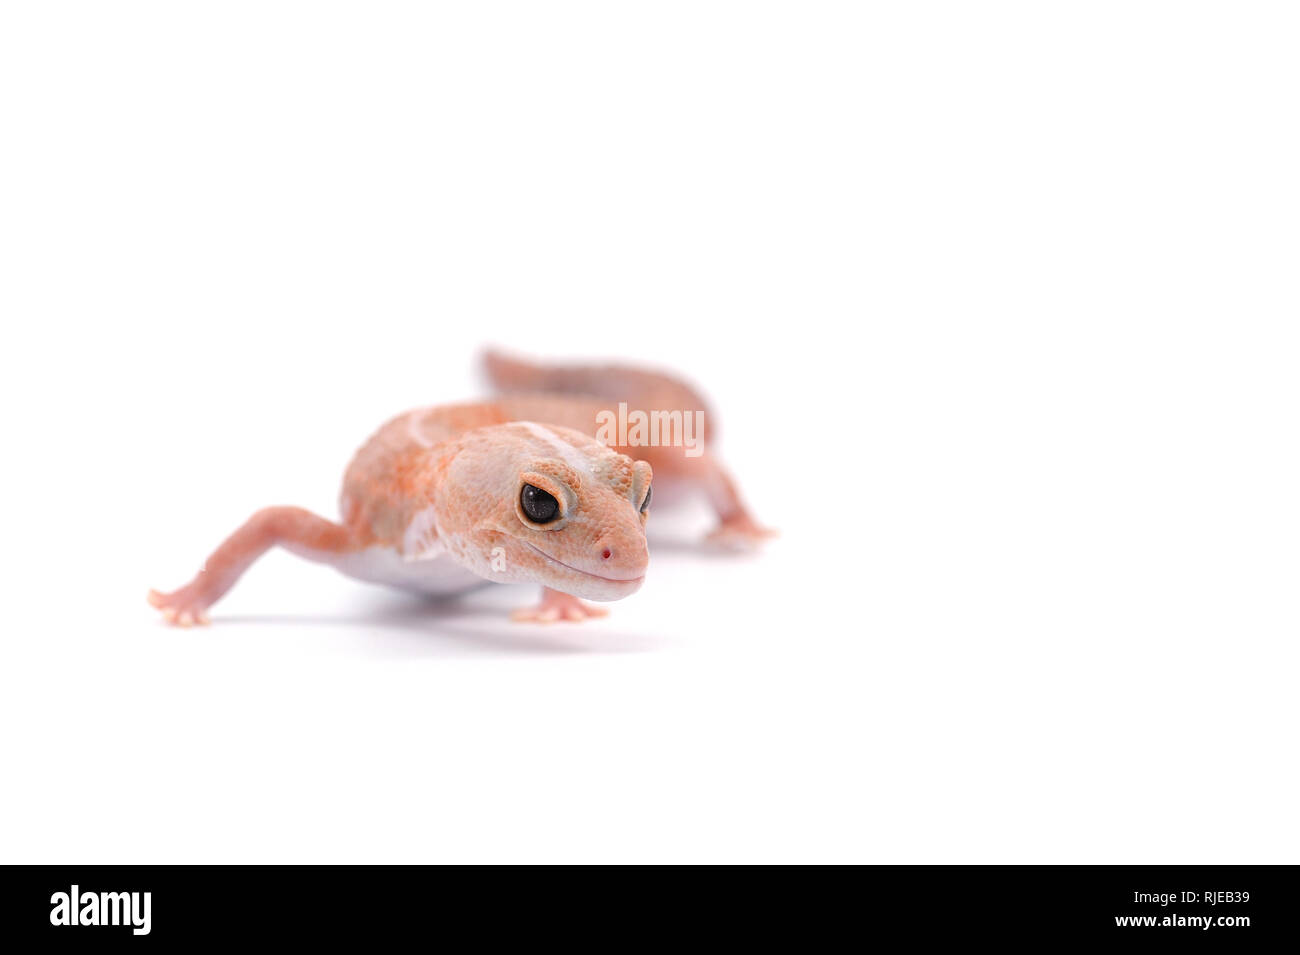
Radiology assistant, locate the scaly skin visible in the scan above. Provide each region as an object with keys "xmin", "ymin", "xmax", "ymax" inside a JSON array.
[
  {"xmin": 150, "ymin": 417, "xmax": 650, "ymax": 624},
  {"xmin": 150, "ymin": 354, "xmax": 770, "ymax": 625},
  {"xmin": 482, "ymin": 350, "xmax": 774, "ymax": 547}
]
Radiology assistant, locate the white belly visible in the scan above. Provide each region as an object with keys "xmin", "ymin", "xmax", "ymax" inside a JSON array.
[{"xmin": 328, "ymin": 546, "xmax": 490, "ymax": 597}]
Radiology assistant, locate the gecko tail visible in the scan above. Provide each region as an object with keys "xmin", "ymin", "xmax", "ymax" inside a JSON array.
[
  {"xmin": 481, "ymin": 347, "xmax": 716, "ymax": 437},
  {"xmin": 482, "ymin": 348, "xmax": 556, "ymax": 394}
]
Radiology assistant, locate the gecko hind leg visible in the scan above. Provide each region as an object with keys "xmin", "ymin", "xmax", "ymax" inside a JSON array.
[
  {"xmin": 511, "ymin": 587, "xmax": 610, "ymax": 624},
  {"xmin": 696, "ymin": 453, "xmax": 776, "ymax": 550},
  {"xmin": 148, "ymin": 506, "xmax": 360, "ymax": 626}
]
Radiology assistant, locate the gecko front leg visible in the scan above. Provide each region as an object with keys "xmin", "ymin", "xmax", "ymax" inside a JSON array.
[
  {"xmin": 148, "ymin": 506, "xmax": 361, "ymax": 625},
  {"xmin": 511, "ymin": 587, "xmax": 610, "ymax": 623}
]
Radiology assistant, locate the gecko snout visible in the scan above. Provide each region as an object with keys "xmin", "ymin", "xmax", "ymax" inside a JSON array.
[{"xmin": 591, "ymin": 533, "xmax": 648, "ymax": 579}]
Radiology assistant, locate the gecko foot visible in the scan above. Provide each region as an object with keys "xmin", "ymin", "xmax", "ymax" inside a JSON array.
[
  {"xmin": 706, "ymin": 514, "xmax": 778, "ymax": 551},
  {"xmin": 147, "ymin": 587, "xmax": 212, "ymax": 627},
  {"xmin": 511, "ymin": 588, "xmax": 610, "ymax": 624}
]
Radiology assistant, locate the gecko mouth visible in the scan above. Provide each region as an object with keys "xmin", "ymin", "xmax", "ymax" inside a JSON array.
[{"xmin": 524, "ymin": 543, "xmax": 645, "ymax": 584}]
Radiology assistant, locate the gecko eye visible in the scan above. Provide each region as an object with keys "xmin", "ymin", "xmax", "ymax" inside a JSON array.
[
  {"xmin": 520, "ymin": 483, "xmax": 560, "ymax": 523},
  {"xmin": 640, "ymin": 486, "xmax": 652, "ymax": 513}
]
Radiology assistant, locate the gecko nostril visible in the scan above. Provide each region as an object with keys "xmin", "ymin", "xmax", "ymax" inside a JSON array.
[{"xmin": 601, "ymin": 548, "xmax": 612, "ymax": 560}]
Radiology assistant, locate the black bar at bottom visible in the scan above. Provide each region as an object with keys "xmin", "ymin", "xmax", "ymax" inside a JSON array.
[{"xmin": 1, "ymin": 865, "xmax": 1294, "ymax": 944}]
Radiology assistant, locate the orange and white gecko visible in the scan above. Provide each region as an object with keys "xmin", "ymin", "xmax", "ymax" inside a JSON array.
[{"xmin": 148, "ymin": 352, "xmax": 772, "ymax": 625}]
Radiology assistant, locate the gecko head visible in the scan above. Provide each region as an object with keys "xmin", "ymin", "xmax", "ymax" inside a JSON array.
[{"xmin": 438, "ymin": 422, "xmax": 652, "ymax": 600}]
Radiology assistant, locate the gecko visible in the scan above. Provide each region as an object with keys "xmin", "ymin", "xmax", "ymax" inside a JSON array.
[{"xmin": 148, "ymin": 351, "xmax": 772, "ymax": 625}]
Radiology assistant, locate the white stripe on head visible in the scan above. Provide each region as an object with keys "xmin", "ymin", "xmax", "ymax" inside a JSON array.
[
  {"xmin": 407, "ymin": 411, "xmax": 434, "ymax": 448},
  {"xmin": 517, "ymin": 422, "xmax": 599, "ymax": 479}
]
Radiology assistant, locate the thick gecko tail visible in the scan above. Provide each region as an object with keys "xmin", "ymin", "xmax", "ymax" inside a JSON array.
[
  {"xmin": 481, "ymin": 347, "xmax": 716, "ymax": 440},
  {"xmin": 482, "ymin": 348, "xmax": 556, "ymax": 393}
]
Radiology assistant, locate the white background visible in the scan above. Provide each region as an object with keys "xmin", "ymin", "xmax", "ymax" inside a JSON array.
[{"xmin": 1, "ymin": 3, "xmax": 1296, "ymax": 863}]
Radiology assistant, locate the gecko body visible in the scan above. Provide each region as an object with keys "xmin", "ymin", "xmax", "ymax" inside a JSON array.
[{"xmin": 149, "ymin": 353, "xmax": 770, "ymax": 624}]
